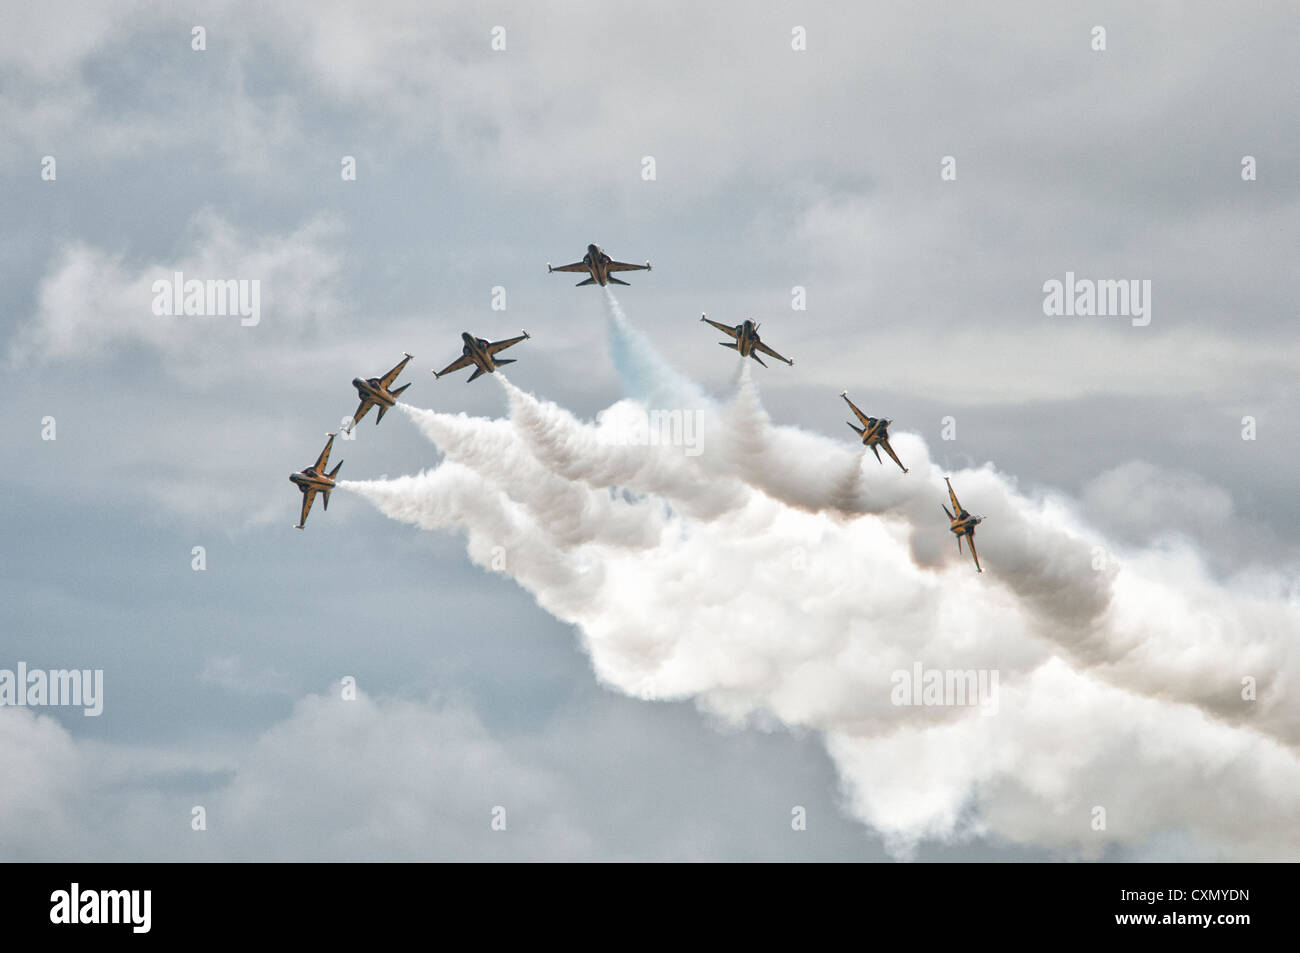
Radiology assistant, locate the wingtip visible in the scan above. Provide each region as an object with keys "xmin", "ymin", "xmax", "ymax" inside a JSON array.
[
  {"xmin": 546, "ymin": 263, "xmax": 553, "ymax": 272},
  {"xmin": 840, "ymin": 390, "xmax": 848, "ymax": 398}
]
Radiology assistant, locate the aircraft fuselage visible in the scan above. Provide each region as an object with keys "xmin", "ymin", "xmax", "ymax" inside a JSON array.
[
  {"xmin": 352, "ymin": 376, "xmax": 396, "ymax": 410},
  {"xmin": 735, "ymin": 320, "xmax": 761, "ymax": 357},
  {"xmin": 583, "ymin": 244, "xmax": 612, "ymax": 285},
  {"xmin": 461, "ymin": 332, "xmax": 498, "ymax": 373},
  {"xmin": 859, "ymin": 416, "xmax": 890, "ymax": 447},
  {"xmin": 290, "ymin": 468, "xmax": 335, "ymax": 493}
]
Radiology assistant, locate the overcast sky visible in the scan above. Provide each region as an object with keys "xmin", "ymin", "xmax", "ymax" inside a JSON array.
[{"xmin": 2, "ymin": 1, "xmax": 1297, "ymax": 861}]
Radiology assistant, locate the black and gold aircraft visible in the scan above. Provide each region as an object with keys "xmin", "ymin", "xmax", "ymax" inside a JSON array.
[
  {"xmin": 700, "ymin": 314, "xmax": 793, "ymax": 367},
  {"xmin": 290, "ymin": 433, "xmax": 342, "ymax": 530},
  {"xmin": 433, "ymin": 330, "xmax": 530, "ymax": 382},
  {"xmin": 547, "ymin": 244, "xmax": 652, "ymax": 286},
  {"xmin": 347, "ymin": 352, "xmax": 413, "ymax": 431},
  {"xmin": 840, "ymin": 391, "xmax": 908, "ymax": 473},
  {"xmin": 942, "ymin": 477, "xmax": 984, "ymax": 573}
]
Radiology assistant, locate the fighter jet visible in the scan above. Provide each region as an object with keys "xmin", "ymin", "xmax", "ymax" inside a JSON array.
[
  {"xmin": 547, "ymin": 244, "xmax": 652, "ymax": 286},
  {"xmin": 290, "ymin": 433, "xmax": 342, "ymax": 530},
  {"xmin": 701, "ymin": 314, "xmax": 793, "ymax": 367},
  {"xmin": 346, "ymin": 353, "xmax": 414, "ymax": 431},
  {"xmin": 942, "ymin": 477, "xmax": 984, "ymax": 573},
  {"xmin": 840, "ymin": 391, "xmax": 908, "ymax": 473},
  {"xmin": 433, "ymin": 330, "xmax": 530, "ymax": 382}
]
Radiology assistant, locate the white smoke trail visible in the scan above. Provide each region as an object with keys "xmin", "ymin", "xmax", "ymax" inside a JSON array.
[
  {"xmin": 390, "ymin": 400, "xmax": 667, "ymax": 549},
  {"xmin": 339, "ymin": 292, "xmax": 1300, "ymax": 859}
]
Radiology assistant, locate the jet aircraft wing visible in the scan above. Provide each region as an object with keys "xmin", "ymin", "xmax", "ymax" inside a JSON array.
[
  {"xmin": 379, "ymin": 353, "xmax": 413, "ymax": 389},
  {"xmin": 878, "ymin": 438, "xmax": 908, "ymax": 473},
  {"xmin": 549, "ymin": 261, "xmax": 589, "ymax": 273},
  {"xmin": 840, "ymin": 392, "xmax": 873, "ymax": 429},
  {"xmin": 606, "ymin": 260, "xmax": 651, "ymax": 272},
  {"xmin": 946, "ymin": 478, "xmax": 964, "ymax": 516},
  {"xmin": 313, "ymin": 434, "xmax": 336, "ymax": 471},
  {"xmin": 755, "ymin": 340, "xmax": 793, "ymax": 366},
  {"xmin": 434, "ymin": 354, "xmax": 475, "ymax": 379},
  {"xmin": 486, "ymin": 332, "xmax": 529, "ymax": 355},
  {"xmin": 701, "ymin": 315, "xmax": 739, "ymax": 338},
  {"xmin": 297, "ymin": 488, "xmax": 317, "ymax": 529},
  {"xmin": 349, "ymin": 396, "xmax": 376, "ymax": 428}
]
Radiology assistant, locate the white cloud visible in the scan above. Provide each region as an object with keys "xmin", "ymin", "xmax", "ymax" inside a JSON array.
[{"xmin": 11, "ymin": 208, "xmax": 344, "ymax": 375}]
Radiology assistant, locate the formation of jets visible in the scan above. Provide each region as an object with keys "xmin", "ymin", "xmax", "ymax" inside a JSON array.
[{"xmin": 288, "ymin": 239, "xmax": 988, "ymax": 571}]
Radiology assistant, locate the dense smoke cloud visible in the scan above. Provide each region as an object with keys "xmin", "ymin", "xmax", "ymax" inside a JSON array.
[{"xmin": 340, "ymin": 291, "xmax": 1300, "ymax": 859}]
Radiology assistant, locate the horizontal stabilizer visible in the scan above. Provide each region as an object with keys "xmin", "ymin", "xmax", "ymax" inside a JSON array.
[
  {"xmin": 494, "ymin": 358, "xmax": 516, "ymax": 366},
  {"xmin": 846, "ymin": 421, "xmax": 865, "ymax": 435},
  {"xmin": 328, "ymin": 460, "xmax": 343, "ymax": 480},
  {"xmin": 468, "ymin": 366, "xmax": 487, "ymax": 382},
  {"xmin": 576, "ymin": 277, "xmax": 597, "ymax": 286},
  {"xmin": 390, "ymin": 382, "xmax": 411, "ymax": 399},
  {"xmin": 607, "ymin": 276, "xmax": 630, "ymax": 286}
]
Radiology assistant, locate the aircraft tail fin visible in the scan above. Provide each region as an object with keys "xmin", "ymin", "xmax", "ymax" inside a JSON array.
[
  {"xmin": 607, "ymin": 276, "xmax": 630, "ymax": 286},
  {"xmin": 576, "ymin": 277, "xmax": 597, "ymax": 286},
  {"xmin": 390, "ymin": 382, "xmax": 411, "ymax": 400}
]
